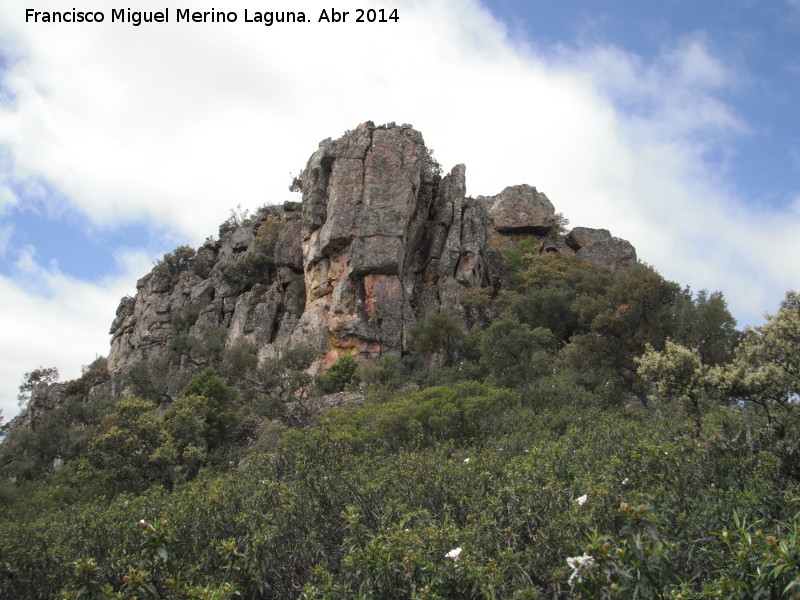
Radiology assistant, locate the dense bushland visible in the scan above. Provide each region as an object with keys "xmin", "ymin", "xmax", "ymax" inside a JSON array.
[{"xmin": 1, "ymin": 246, "xmax": 799, "ymax": 599}]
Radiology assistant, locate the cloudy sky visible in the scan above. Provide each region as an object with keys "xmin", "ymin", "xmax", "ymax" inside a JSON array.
[{"xmin": 1, "ymin": 0, "xmax": 799, "ymax": 420}]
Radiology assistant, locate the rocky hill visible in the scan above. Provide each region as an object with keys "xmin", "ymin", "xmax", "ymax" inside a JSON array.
[
  {"xmin": 108, "ymin": 121, "xmax": 635, "ymax": 377},
  {"xmin": 8, "ymin": 121, "xmax": 636, "ymax": 429},
  {"xmin": 9, "ymin": 124, "xmax": 798, "ymax": 600}
]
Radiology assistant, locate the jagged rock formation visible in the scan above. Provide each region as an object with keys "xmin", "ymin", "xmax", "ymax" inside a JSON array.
[
  {"xmin": 107, "ymin": 121, "xmax": 636, "ymax": 378},
  {"xmin": 108, "ymin": 201, "xmax": 306, "ymax": 374},
  {"xmin": 9, "ymin": 382, "xmax": 67, "ymax": 430}
]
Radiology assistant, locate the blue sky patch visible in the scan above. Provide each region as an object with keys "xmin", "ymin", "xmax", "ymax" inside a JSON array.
[
  {"xmin": 1, "ymin": 204, "xmax": 170, "ymax": 283},
  {"xmin": 484, "ymin": 0, "xmax": 800, "ymax": 207}
]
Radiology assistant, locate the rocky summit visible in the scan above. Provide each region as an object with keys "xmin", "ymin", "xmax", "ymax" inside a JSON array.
[{"xmin": 107, "ymin": 121, "xmax": 636, "ymax": 381}]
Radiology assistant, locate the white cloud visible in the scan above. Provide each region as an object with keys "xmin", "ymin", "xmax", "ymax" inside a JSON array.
[
  {"xmin": 0, "ymin": 247, "xmax": 149, "ymax": 420},
  {"xmin": 548, "ymin": 33, "xmax": 749, "ymax": 149},
  {"xmin": 534, "ymin": 34, "xmax": 798, "ymax": 323},
  {"xmin": 0, "ymin": 0, "xmax": 798, "ymax": 419}
]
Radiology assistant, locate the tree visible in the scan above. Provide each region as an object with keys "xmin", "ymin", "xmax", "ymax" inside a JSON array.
[
  {"xmin": 218, "ymin": 204, "xmax": 251, "ymax": 236},
  {"xmin": 636, "ymin": 292, "xmax": 800, "ymax": 479},
  {"xmin": 17, "ymin": 366, "xmax": 59, "ymax": 411},
  {"xmin": 222, "ymin": 337, "xmax": 259, "ymax": 382},
  {"xmin": 222, "ymin": 341, "xmax": 317, "ymax": 417},
  {"xmin": 780, "ymin": 290, "xmax": 800, "ymax": 312},
  {"xmin": 636, "ymin": 341, "xmax": 709, "ymax": 432},
  {"xmin": 316, "ymin": 355, "xmax": 360, "ymax": 394},
  {"xmin": 180, "ymin": 367, "xmax": 237, "ymax": 450},
  {"xmin": 161, "ymin": 394, "xmax": 211, "ymax": 479},
  {"xmin": 220, "ymin": 218, "xmax": 285, "ymax": 291},
  {"xmin": 188, "ymin": 323, "xmax": 228, "ymax": 366},
  {"xmin": 508, "ymin": 286, "xmax": 580, "ymax": 346},
  {"xmin": 124, "ymin": 358, "xmax": 190, "ymax": 405},
  {"xmin": 480, "ymin": 315, "xmax": 553, "ymax": 404},
  {"xmin": 359, "ymin": 354, "xmax": 407, "ymax": 395},
  {"xmin": 232, "ymin": 345, "xmax": 317, "ymax": 417},
  {"xmin": 712, "ymin": 297, "xmax": 800, "ymax": 479},
  {"xmin": 563, "ymin": 265, "xmax": 682, "ymax": 404},
  {"xmin": 263, "ymin": 346, "xmax": 316, "ymax": 403},
  {"xmin": 673, "ymin": 289, "xmax": 739, "ymax": 366},
  {"xmin": 88, "ymin": 391, "xmax": 218, "ymax": 488},
  {"xmin": 409, "ymin": 313, "xmax": 465, "ymax": 367},
  {"xmin": 161, "ymin": 245, "xmax": 196, "ymax": 274},
  {"xmin": 87, "ymin": 396, "xmax": 162, "ymax": 486},
  {"xmin": 289, "ymin": 172, "xmax": 303, "ymax": 193}
]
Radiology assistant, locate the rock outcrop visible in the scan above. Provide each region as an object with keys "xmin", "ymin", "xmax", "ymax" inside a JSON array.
[
  {"xmin": 107, "ymin": 121, "xmax": 637, "ymax": 379},
  {"xmin": 9, "ymin": 382, "xmax": 66, "ymax": 430},
  {"xmin": 565, "ymin": 227, "xmax": 637, "ymax": 272}
]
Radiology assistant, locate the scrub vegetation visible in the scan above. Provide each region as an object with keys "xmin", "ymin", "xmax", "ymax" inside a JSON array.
[{"xmin": 1, "ymin": 242, "xmax": 799, "ymax": 599}]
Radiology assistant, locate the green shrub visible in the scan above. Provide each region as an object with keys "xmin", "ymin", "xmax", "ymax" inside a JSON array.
[
  {"xmin": 409, "ymin": 313, "xmax": 465, "ymax": 367},
  {"xmin": 316, "ymin": 355, "xmax": 360, "ymax": 394},
  {"xmin": 220, "ymin": 218, "xmax": 285, "ymax": 291},
  {"xmin": 161, "ymin": 245, "xmax": 196, "ymax": 275}
]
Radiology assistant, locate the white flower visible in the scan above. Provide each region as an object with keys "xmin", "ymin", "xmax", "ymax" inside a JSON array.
[
  {"xmin": 576, "ymin": 494, "xmax": 588, "ymax": 506},
  {"xmin": 445, "ymin": 547, "xmax": 462, "ymax": 560},
  {"xmin": 566, "ymin": 553, "xmax": 594, "ymax": 584},
  {"xmin": 622, "ymin": 478, "xmax": 630, "ymax": 485},
  {"xmin": 463, "ymin": 457, "xmax": 470, "ymax": 464}
]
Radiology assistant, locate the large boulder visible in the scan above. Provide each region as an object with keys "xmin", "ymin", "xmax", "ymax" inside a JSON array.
[
  {"xmin": 479, "ymin": 184, "xmax": 555, "ymax": 234},
  {"xmin": 565, "ymin": 227, "xmax": 637, "ymax": 272}
]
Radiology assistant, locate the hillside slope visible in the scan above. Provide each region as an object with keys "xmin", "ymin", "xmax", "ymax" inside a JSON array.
[{"xmin": 2, "ymin": 123, "xmax": 799, "ymax": 600}]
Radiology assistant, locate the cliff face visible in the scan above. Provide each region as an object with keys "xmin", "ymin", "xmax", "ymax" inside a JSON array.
[{"xmin": 107, "ymin": 121, "xmax": 636, "ymax": 377}]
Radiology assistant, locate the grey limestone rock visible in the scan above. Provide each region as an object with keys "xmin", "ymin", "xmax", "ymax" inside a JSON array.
[
  {"xmin": 106, "ymin": 122, "xmax": 637, "ymax": 383},
  {"xmin": 576, "ymin": 238, "xmax": 637, "ymax": 272},
  {"xmin": 3, "ymin": 123, "xmax": 644, "ymax": 436},
  {"xmin": 479, "ymin": 184, "xmax": 555, "ymax": 234},
  {"xmin": 565, "ymin": 227, "xmax": 637, "ymax": 272}
]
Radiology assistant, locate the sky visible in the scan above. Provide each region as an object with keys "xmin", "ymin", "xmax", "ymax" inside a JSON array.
[{"xmin": 1, "ymin": 0, "xmax": 799, "ymax": 421}]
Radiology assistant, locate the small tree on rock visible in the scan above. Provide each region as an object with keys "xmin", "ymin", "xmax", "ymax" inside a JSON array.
[{"xmin": 17, "ymin": 366, "xmax": 60, "ymax": 412}]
